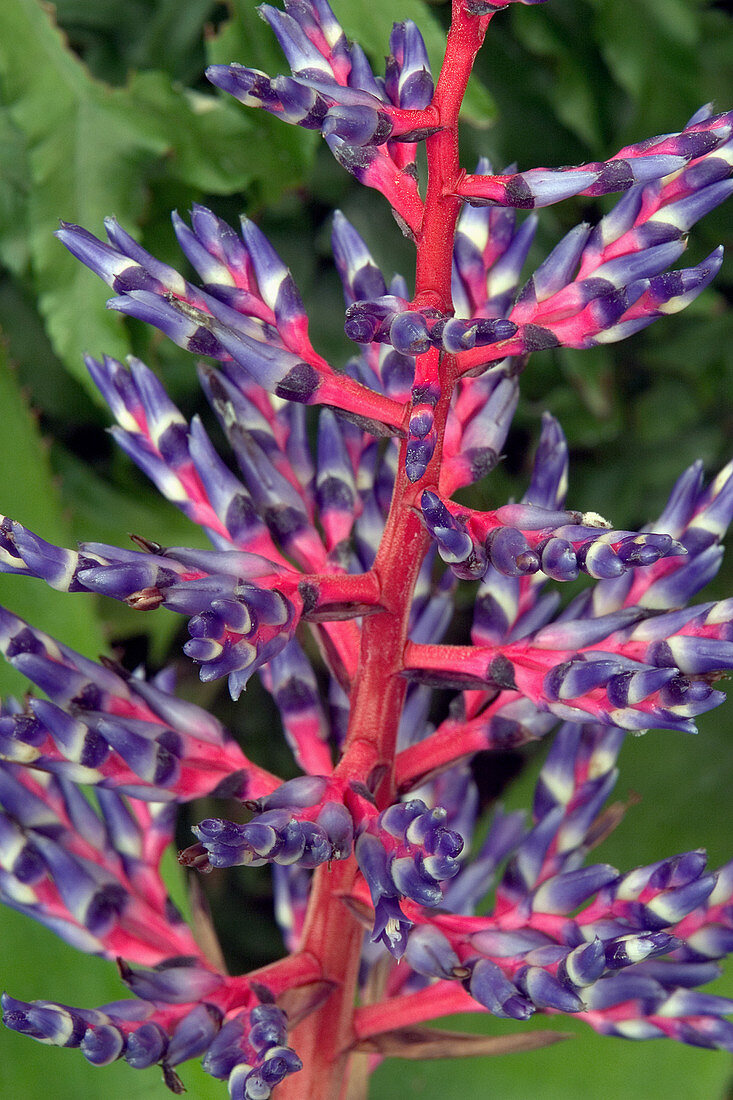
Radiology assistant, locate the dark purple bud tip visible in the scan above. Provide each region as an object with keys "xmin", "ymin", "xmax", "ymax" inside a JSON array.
[
  {"xmin": 81, "ymin": 1024, "xmax": 125, "ymax": 1066},
  {"xmin": 390, "ymin": 312, "xmax": 433, "ymax": 355},
  {"xmin": 322, "ymin": 105, "xmax": 393, "ymax": 147},
  {"xmin": 275, "ymin": 362, "xmax": 320, "ymax": 403},
  {"xmin": 405, "ymin": 438, "xmax": 435, "ymax": 482},
  {"xmin": 409, "ymin": 410, "xmax": 434, "ymax": 439},
  {"xmin": 474, "ymin": 318, "xmax": 518, "ymax": 346},
  {"xmin": 392, "ymin": 125, "xmax": 442, "ymax": 142},
  {"xmin": 487, "ymin": 654, "xmax": 517, "ymax": 691},
  {"xmin": 344, "ymin": 313, "xmax": 381, "ymax": 343}
]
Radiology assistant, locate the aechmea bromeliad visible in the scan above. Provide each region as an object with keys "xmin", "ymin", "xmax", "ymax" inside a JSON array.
[{"xmin": 2, "ymin": 1, "xmax": 733, "ymax": 1097}]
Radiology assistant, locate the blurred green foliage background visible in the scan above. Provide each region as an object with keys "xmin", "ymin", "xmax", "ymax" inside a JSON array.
[{"xmin": 0, "ymin": 0, "xmax": 731, "ymax": 1096}]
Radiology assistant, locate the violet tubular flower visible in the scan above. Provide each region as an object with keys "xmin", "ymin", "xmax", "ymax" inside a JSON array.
[
  {"xmin": 0, "ymin": 520, "xmax": 305, "ymax": 699},
  {"xmin": 2, "ymin": 972, "xmax": 303, "ymax": 1098},
  {"xmin": 380, "ymin": 724, "xmax": 733, "ymax": 1048},
  {"xmin": 2, "ymin": 0, "xmax": 733, "ymax": 1097},
  {"xmin": 354, "ymin": 798, "xmax": 465, "ymax": 958},
  {"xmin": 182, "ymin": 775, "xmax": 354, "ymax": 872}
]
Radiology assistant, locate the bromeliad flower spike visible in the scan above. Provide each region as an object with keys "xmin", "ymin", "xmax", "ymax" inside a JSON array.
[{"xmin": 2, "ymin": 1, "xmax": 733, "ymax": 1097}]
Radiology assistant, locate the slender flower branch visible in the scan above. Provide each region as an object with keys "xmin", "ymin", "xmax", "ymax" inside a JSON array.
[
  {"xmin": 2, "ymin": 1, "xmax": 732, "ymax": 1097},
  {"xmin": 353, "ymin": 982, "xmax": 481, "ymax": 1039},
  {"xmin": 414, "ymin": 2, "xmax": 492, "ymax": 308}
]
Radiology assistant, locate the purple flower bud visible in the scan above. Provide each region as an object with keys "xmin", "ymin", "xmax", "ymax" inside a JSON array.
[
  {"xmin": 2, "ymin": 994, "xmax": 90, "ymax": 1045},
  {"xmin": 532, "ymin": 864, "xmax": 619, "ymax": 914},
  {"xmin": 331, "ymin": 212, "xmax": 388, "ymax": 304},
  {"xmin": 81, "ymin": 1023, "xmax": 125, "ymax": 1066},
  {"xmin": 605, "ymin": 931, "xmax": 676, "ymax": 968},
  {"xmin": 485, "ymin": 527, "xmax": 540, "ymax": 576},
  {"xmin": 119, "ymin": 960, "xmax": 224, "ymax": 1005},
  {"xmin": 405, "ymin": 436, "xmax": 436, "ymax": 483},
  {"xmin": 387, "ymin": 21, "xmax": 434, "ymax": 109},
  {"xmin": 256, "ymin": 776, "xmax": 329, "ymax": 811},
  {"xmin": 166, "ymin": 1003, "xmax": 222, "ymax": 1066},
  {"xmin": 519, "ymin": 965, "xmax": 586, "ymax": 1012},
  {"xmin": 389, "ymin": 311, "xmax": 433, "ymax": 355},
  {"xmin": 322, "ymin": 104, "xmax": 393, "ymax": 146},
  {"xmin": 421, "ymin": 490, "xmax": 480, "ymax": 574},
  {"xmin": 405, "ymin": 925, "xmax": 466, "ymax": 979},
  {"xmin": 124, "ymin": 1021, "xmax": 168, "ymax": 1068},
  {"xmin": 469, "ymin": 958, "xmax": 535, "ymax": 1020},
  {"xmin": 559, "ymin": 938, "xmax": 606, "ymax": 987}
]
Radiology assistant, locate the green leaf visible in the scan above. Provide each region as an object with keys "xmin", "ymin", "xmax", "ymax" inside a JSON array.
[
  {"xmin": 209, "ymin": 0, "xmax": 495, "ymax": 133},
  {"xmin": 329, "ymin": 0, "xmax": 495, "ymax": 127},
  {"xmin": 127, "ymin": 70, "xmax": 313, "ymax": 198},
  {"xmin": 52, "ymin": 0, "xmax": 218, "ymax": 86},
  {"xmin": 0, "ymin": 108, "xmax": 30, "ymax": 277},
  {"xmin": 0, "ymin": 0, "xmax": 314, "ymax": 389},
  {"xmin": 592, "ymin": 0, "xmax": 700, "ymax": 110},
  {"xmin": 0, "ymin": 0, "xmax": 164, "ymax": 378},
  {"xmin": 0, "ymin": 341, "xmax": 106, "ymax": 697},
  {"xmin": 0, "ymin": 275, "xmax": 96, "ymax": 421}
]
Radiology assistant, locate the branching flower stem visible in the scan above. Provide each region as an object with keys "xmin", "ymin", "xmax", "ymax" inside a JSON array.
[
  {"xmin": 354, "ymin": 983, "xmax": 481, "ymax": 1040},
  {"xmin": 279, "ymin": 11, "xmax": 494, "ymax": 1095},
  {"xmin": 415, "ymin": 4, "xmax": 491, "ymax": 310},
  {"xmin": 5, "ymin": 1, "xmax": 733, "ymax": 1095}
]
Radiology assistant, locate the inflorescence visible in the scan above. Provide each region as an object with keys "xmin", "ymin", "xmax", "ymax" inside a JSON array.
[{"xmin": 1, "ymin": 0, "xmax": 733, "ymax": 1096}]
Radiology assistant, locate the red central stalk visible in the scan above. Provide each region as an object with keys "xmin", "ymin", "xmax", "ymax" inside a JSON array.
[
  {"xmin": 415, "ymin": 2, "xmax": 492, "ymax": 310},
  {"xmin": 278, "ymin": 8, "xmax": 492, "ymax": 1096}
]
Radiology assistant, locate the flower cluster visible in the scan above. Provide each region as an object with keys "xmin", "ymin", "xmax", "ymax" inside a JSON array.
[
  {"xmin": 394, "ymin": 721, "xmax": 733, "ymax": 1049},
  {"xmin": 181, "ymin": 776, "xmax": 353, "ymax": 872},
  {"xmin": 1, "ymin": 0, "xmax": 733, "ymax": 1097},
  {"xmin": 355, "ymin": 797, "xmax": 465, "ymax": 956},
  {"xmin": 4, "ymin": 964, "xmax": 303, "ymax": 1099},
  {"xmin": 0, "ymin": 739, "xmax": 301, "ymax": 1096}
]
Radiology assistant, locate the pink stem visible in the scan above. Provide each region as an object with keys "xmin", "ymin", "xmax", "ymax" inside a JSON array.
[
  {"xmin": 354, "ymin": 981, "xmax": 482, "ymax": 1039},
  {"xmin": 275, "ymin": 7, "xmax": 494, "ymax": 1094},
  {"xmin": 395, "ymin": 717, "xmax": 494, "ymax": 790}
]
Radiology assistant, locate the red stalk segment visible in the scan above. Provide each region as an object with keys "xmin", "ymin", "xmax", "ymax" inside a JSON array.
[
  {"xmin": 414, "ymin": 2, "xmax": 492, "ymax": 309},
  {"xmin": 297, "ymin": 569, "xmax": 383, "ymax": 619},
  {"xmin": 354, "ymin": 981, "xmax": 482, "ymax": 1039},
  {"xmin": 395, "ymin": 718, "xmax": 496, "ymax": 792},
  {"xmin": 278, "ymin": 8, "xmax": 497, "ymax": 1095}
]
